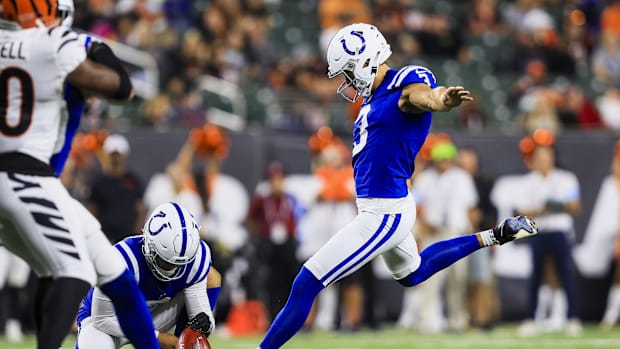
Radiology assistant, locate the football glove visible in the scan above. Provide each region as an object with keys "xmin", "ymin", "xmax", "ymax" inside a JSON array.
[{"xmin": 188, "ymin": 312, "xmax": 214, "ymax": 336}]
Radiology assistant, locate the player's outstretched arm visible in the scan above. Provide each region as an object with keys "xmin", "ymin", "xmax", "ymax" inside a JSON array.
[
  {"xmin": 66, "ymin": 42, "xmax": 134, "ymax": 101},
  {"xmin": 398, "ymin": 83, "xmax": 473, "ymax": 114}
]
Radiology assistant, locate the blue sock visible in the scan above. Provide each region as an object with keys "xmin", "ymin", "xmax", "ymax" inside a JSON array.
[
  {"xmin": 100, "ymin": 270, "xmax": 159, "ymax": 349},
  {"xmin": 398, "ymin": 234, "xmax": 481, "ymax": 287},
  {"xmin": 259, "ymin": 267, "xmax": 324, "ymax": 349},
  {"xmin": 207, "ymin": 286, "xmax": 221, "ymax": 311}
]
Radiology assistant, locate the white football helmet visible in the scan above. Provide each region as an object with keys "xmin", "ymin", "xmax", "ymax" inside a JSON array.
[
  {"xmin": 142, "ymin": 202, "xmax": 201, "ymax": 281},
  {"xmin": 326, "ymin": 23, "xmax": 392, "ymax": 102}
]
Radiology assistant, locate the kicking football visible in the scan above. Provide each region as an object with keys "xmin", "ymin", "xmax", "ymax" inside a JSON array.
[{"xmin": 176, "ymin": 327, "xmax": 212, "ymax": 349}]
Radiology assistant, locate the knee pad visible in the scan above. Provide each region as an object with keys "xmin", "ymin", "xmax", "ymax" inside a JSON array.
[{"xmin": 87, "ymin": 233, "xmax": 125, "ymax": 285}]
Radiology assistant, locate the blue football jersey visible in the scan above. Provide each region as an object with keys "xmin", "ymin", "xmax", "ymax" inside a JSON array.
[
  {"xmin": 352, "ymin": 65, "xmax": 437, "ymax": 198},
  {"xmin": 76, "ymin": 236, "xmax": 212, "ymax": 325}
]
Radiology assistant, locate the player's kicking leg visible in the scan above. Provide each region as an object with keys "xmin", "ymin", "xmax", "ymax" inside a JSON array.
[
  {"xmin": 257, "ymin": 215, "xmax": 536, "ymax": 349},
  {"xmin": 396, "ymin": 216, "xmax": 537, "ymax": 287}
]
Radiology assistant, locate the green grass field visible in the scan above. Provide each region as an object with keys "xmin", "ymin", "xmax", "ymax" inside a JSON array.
[{"xmin": 3, "ymin": 325, "xmax": 620, "ymax": 349}]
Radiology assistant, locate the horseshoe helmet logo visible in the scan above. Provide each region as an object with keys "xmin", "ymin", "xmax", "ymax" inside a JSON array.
[
  {"xmin": 147, "ymin": 211, "xmax": 169, "ymax": 235},
  {"xmin": 340, "ymin": 31, "xmax": 366, "ymax": 56}
]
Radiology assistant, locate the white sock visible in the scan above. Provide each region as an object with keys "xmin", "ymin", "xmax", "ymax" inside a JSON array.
[
  {"xmin": 397, "ymin": 288, "xmax": 420, "ymax": 328},
  {"xmin": 549, "ymin": 289, "xmax": 567, "ymax": 329},
  {"xmin": 602, "ymin": 286, "xmax": 620, "ymax": 325},
  {"xmin": 535, "ymin": 285, "xmax": 553, "ymax": 323},
  {"xmin": 315, "ymin": 285, "xmax": 338, "ymax": 331},
  {"xmin": 478, "ymin": 229, "xmax": 499, "ymax": 246}
]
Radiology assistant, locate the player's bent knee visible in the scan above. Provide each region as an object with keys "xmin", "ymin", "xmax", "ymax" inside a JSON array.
[{"xmin": 206, "ymin": 267, "xmax": 221, "ymax": 288}]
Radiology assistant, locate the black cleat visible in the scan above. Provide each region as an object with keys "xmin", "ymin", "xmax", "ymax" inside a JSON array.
[{"xmin": 493, "ymin": 216, "xmax": 538, "ymax": 245}]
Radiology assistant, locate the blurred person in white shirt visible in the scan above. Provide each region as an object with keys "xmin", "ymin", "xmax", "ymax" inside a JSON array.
[
  {"xmin": 514, "ymin": 130, "xmax": 582, "ymax": 337},
  {"xmin": 457, "ymin": 148, "xmax": 499, "ymax": 330},
  {"xmin": 414, "ymin": 141, "xmax": 478, "ymax": 332},
  {"xmin": 575, "ymin": 140, "xmax": 620, "ymax": 329}
]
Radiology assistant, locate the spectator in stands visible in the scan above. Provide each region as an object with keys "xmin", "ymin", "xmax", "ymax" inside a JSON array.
[
  {"xmin": 563, "ymin": 7, "xmax": 595, "ymax": 74},
  {"xmin": 514, "ymin": 130, "xmax": 582, "ymax": 337},
  {"xmin": 556, "ymin": 84, "xmax": 603, "ymax": 129},
  {"xmin": 468, "ymin": 0, "xmax": 506, "ymax": 36},
  {"xmin": 601, "ymin": 0, "xmax": 620, "ymax": 39},
  {"xmin": 88, "ymin": 134, "xmax": 146, "ymax": 243},
  {"xmin": 457, "ymin": 94, "xmax": 487, "ymax": 131},
  {"xmin": 406, "ymin": 10, "xmax": 464, "ymax": 58},
  {"xmin": 597, "ymin": 87, "xmax": 620, "ymax": 130},
  {"xmin": 247, "ymin": 162, "xmax": 299, "ymax": 320},
  {"xmin": 318, "ymin": 0, "xmax": 371, "ymax": 54},
  {"xmin": 509, "ymin": 0, "xmax": 575, "ymax": 75},
  {"xmin": 519, "ymin": 91, "xmax": 562, "ymax": 132},
  {"xmin": 509, "ymin": 59, "xmax": 550, "ymax": 107},
  {"xmin": 592, "ymin": 30, "xmax": 620, "ymax": 86}
]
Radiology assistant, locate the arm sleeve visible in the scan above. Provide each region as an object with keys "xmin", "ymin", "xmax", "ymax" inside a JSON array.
[
  {"xmin": 183, "ymin": 281, "xmax": 215, "ymax": 329},
  {"xmin": 90, "ymin": 288, "xmax": 125, "ymax": 338}
]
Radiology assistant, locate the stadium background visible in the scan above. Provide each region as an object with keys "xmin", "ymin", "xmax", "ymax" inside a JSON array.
[{"xmin": 5, "ymin": 0, "xmax": 620, "ymax": 346}]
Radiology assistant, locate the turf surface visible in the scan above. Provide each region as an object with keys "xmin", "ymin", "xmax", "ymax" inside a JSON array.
[{"xmin": 2, "ymin": 325, "xmax": 620, "ymax": 349}]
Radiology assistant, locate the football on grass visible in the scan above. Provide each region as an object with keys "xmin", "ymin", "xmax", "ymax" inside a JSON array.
[{"xmin": 176, "ymin": 327, "xmax": 211, "ymax": 349}]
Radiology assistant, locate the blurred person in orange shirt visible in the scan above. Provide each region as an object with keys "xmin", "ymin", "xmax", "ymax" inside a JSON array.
[{"xmin": 602, "ymin": 0, "xmax": 620, "ymax": 39}]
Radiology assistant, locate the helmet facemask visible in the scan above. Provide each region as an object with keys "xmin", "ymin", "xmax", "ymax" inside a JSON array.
[
  {"xmin": 142, "ymin": 238, "xmax": 193, "ymax": 282},
  {"xmin": 329, "ymin": 60, "xmax": 376, "ymax": 103}
]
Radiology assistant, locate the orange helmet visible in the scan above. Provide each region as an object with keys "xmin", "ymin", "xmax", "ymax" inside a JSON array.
[{"xmin": 1, "ymin": 0, "xmax": 58, "ymax": 29}]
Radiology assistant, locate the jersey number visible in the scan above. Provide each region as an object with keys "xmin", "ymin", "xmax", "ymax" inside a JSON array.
[
  {"xmin": 415, "ymin": 68, "xmax": 433, "ymax": 86},
  {"xmin": 352, "ymin": 104, "xmax": 370, "ymax": 156},
  {"xmin": 0, "ymin": 67, "xmax": 34, "ymax": 137}
]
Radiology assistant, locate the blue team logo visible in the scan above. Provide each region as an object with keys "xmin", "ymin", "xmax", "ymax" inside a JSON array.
[
  {"xmin": 341, "ymin": 31, "xmax": 366, "ymax": 56},
  {"xmin": 147, "ymin": 211, "xmax": 169, "ymax": 235}
]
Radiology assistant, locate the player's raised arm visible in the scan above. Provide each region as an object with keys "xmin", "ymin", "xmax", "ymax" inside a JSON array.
[
  {"xmin": 66, "ymin": 41, "xmax": 134, "ymax": 101},
  {"xmin": 398, "ymin": 83, "xmax": 474, "ymax": 114}
]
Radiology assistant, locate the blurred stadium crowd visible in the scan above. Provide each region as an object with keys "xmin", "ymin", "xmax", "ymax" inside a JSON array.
[
  {"xmin": 69, "ymin": 0, "xmax": 620, "ymax": 132},
  {"xmin": 5, "ymin": 0, "xmax": 620, "ymax": 344}
]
